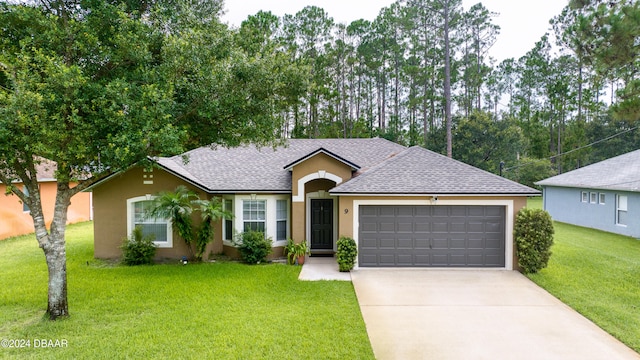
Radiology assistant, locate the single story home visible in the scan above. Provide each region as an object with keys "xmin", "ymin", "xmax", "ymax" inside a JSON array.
[
  {"xmin": 537, "ymin": 149, "xmax": 640, "ymax": 238},
  {"xmin": 92, "ymin": 138, "xmax": 539, "ymax": 269},
  {"xmin": 0, "ymin": 160, "xmax": 93, "ymax": 240}
]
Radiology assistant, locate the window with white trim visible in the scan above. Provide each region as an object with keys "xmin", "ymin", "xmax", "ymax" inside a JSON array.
[
  {"xmin": 581, "ymin": 191, "xmax": 588, "ymax": 203},
  {"xmin": 599, "ymin": 193, "xmax": 605, "ymax": 205},
  {"xmin": 223, "ymin": 198, "xmax": 233, "ymax": 241},
  {"xmin": 590, "ymin": 192, "xmax": 597, "ymax": 204},
  {"xmin": 243, "ymin": 200, "xmax": 266, "ymax": 232},
  {"xmin": 276, "ymin": 199, "xmax": 288, "ymax": 241},
  {"xmin": 127, "ymin": 196, "xmax": 173, "ymax": 248},
  {"xmin": 616, "ymin": 195, "xmax": 627, "ymax": 226}
]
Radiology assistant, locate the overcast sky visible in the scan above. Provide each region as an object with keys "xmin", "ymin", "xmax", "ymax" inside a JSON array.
[{"xmin": 220, "ymin": 0, "xmax": 569, "ymax": 63}]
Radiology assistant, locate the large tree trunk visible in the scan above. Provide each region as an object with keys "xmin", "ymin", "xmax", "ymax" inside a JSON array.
[
  {"xmin": 33, "ymin": 182, "xmax": 72, "ymax": 320},
  {"xmin": 44, "ymin": 237, "xmax": 69, "ymax": 319}
]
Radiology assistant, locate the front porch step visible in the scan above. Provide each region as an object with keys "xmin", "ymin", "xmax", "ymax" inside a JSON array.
[{"xmin": 310, "ymin": 251, "xmax": 334, "ymax": 257}]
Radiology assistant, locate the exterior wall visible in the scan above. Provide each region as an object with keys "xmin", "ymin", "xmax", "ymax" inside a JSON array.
[
  {"xmin": 290, "ymin": 153, "xmax": 353, "ymax": 245},
  {"xmin": 93, "ymin": 167, "xmax": 223, "ymax": 260},
  {"xmin": 0, "ymin": 182, "xmax": 92, "ymax": 240},
  {"xmin": 337, "ymin": 195, "xmax": 530, "ymax": 270},
  {"xmin": 542, "ymin": 186, "xmax": 639, "ymax": 238}
]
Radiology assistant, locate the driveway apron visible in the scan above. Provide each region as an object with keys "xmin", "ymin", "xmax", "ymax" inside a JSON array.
[{"xmin": 351, "ymin": 270, "xmax": 639, "ymax": 360}]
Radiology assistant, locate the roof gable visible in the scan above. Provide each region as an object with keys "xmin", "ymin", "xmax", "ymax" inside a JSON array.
[
  {"xmin": 536, "ymin": 149, "xmax": 640, "ymax": 192},
  {"xmin": 283, "ymin": 147, "xmax": 361, "ymax": 171},
  {"xmin": 331, "ymin": 146, "xmax": 539, "ymax": 195}
]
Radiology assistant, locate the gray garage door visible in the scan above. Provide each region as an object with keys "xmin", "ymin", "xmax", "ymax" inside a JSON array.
[{"xmin": 359, "ymin": 205, "xmax": 505, "ymax": 267}]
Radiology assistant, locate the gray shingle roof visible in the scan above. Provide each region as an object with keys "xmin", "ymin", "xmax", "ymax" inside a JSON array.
[
  {"xmin": 155, "ymin": 138, "xmax": 405, "ymax": 192},
  {"xmin": 536, "ymin": 149, "xmax": 640, "ymax": 192},
  {"xmin": 330, "ymin": 146, "xmax": 539, "ymax": 195}
]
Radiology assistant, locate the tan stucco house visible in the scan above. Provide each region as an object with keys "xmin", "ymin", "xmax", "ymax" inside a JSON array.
[{"xmin": 92, "ymin": 138, "xmax": 539, "ymax": 269}]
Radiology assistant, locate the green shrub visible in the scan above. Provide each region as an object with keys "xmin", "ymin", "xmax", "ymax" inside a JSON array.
[
  {"xmin": 121, "ymin": 226, "xmax": 157, "ymax": 265},
  {"xmin": 336, "ymin": 236, "xmax": 357, "ymax": 272},
  {"xmin": 514, "ymin": 208, "xmax": 555, "ymax": 273},
  {"xmin": 234, "ymin": 231, "xmax": 273, "ymax": 264}
]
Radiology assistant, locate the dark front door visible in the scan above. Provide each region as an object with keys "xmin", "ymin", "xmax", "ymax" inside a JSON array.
[{"xmin": 311, "ymin": 199, "xmax": 334, "ymax": 250}]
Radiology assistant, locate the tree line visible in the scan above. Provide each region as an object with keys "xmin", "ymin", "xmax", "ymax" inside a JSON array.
[{"xmin": 235, "ymin": 0, "xmax": 639, "ymax": 183}]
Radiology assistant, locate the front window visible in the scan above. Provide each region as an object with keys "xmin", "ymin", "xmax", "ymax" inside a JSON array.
[
  {"xmin": 276, "ymin": 200, "xmax": 288, "ymax": 241},
  {"xmin": 581, "ymin": 191, "xmax": 588, "ymax": 203},
  {"xmin": 127, "ymin": 197, "xmax": 173, "ymax": 248},
  {"xmin": 243, "ymin": 200, "xmax": 266, "ymax": 232},
  {"xmin": 599, "ymin": 193, "xmax": 605, "ymax": 205},
  {"xmin": 224, "ymin": 199, "xmax": 233, "ymax": 241},
  {"xmin": 590, "ymin": 192, "xmax": 597, "ymax": 204},
  {"xmin": 616, "ymin": 195, "xmax": 627, "ymax": 226}
]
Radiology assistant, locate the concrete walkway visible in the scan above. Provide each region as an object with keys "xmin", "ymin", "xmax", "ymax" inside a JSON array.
[
  {"xmin": 298, "ymin": 256, "xmax": 351, "ymax": 281},
  {"xmin": 351, "ymin": 269, "xmax": 640, "ymax": 360}
]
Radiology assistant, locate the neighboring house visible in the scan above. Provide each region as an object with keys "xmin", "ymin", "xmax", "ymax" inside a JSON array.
[
  {"xmin": 537, "ymin": 149, "xmax": 640, "ymax": 238},
  {"xmin": 92, "ymin": 138, "xmax": 539, "ymax": 269},
  {"xmin": 0, "ymin": 160, "xmax": 93, "ymax": 240}
]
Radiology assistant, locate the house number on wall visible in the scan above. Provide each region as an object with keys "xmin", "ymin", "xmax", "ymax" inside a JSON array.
[{"xmin": 344, "ymin": 209, "xmax": 349, "ymax": 214}]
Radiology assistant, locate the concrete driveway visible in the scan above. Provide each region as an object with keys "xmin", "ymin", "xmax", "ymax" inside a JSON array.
[{"xmin": 351, "ymin": 269, "xmax": 640, "ymax": 360}]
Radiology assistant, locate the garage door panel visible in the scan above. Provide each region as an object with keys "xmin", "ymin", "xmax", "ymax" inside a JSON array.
[
  {"xmin": 379, "ymin": 254, "xmax": 395, "ymax": 266},
  {"xmin": 450, "ymin": 238, "xmax": 466, "ymax": 249},
  {"xmin": 484, "ymin": 206, "xmax": 503, "ymax": 216},
  {"xmin": 485, "ymin": 239, "xmax": 502, "ymax": 249},
  {"xmin": 485, "ymin": 222, "xmax": 503, "ymax": 233},
  {"xmin": 361, "ymin": 222, "xmax": 377, "ymax": 232},
  {"xmin": 397, "ymin": 254, "xmax": 413, "ymax": 265},
  {"xmin": 468, "ymin": 238, "xmax": 484, "ymax": 248},
  {"xmin": 450, "ymin": 206, "xmax": 468, "ymax": 216},
  {"xmin": 431, "ymin": 254, "xmax": 449, "ymax": 266},
  {"xmin": 468, "ymin": 222, "xmax": 485, "ymax": 232},
  {"xmin": 360, "ymin": 206, "xmax": 378, "ymax": 216},
  {"xmin": 359, "ymin": 205, "xmax": 505, "ymax": 267},
  {"xmin": 397, "ymin": 238, "xmax": 413, "ymax": 249},
  {"xmin": 449, "ymin": 222, "xmax": 466, "ymax": 232},
  {"xmin": 360, "ymin": 237, "xmax": 378, "ymax": 249},
  {"xmin": 414, "ymin": 254, "xmax": 430, "ymax": 264},
  {"xmin": 415, "ymin": 223, "xmax": 431, "ymax": 232},
  {"xmin": 432, "ymin": 238, "xmax": 449, "ymax": 249},
  {"xmin": 379, "ymin": 238, "xmax": 396, "ymax": 249},
  {"xmin": 467, "ymin": 255, "xmax": 485, "ymax": 266},
  {"xmin": 378, "ymin": 207, "xmax": 396, "ymax": 216},
  {"xmin": 397, "ymin": 222, "xmax": 413, "ymax": 232},
  {"xmin": 449, "ymin": 255, "xmax": 467, "ymax": 266},
  {"xmin": 432, "ymin": 222, "xmax": 448, "ymax": 232},
  {"xmin": 432, "ymin": 207, "xmax": 449, "ymax": 217},
  {"xmin": 414, "ymin": 238, "xmax": 430, "ymax": 249}
]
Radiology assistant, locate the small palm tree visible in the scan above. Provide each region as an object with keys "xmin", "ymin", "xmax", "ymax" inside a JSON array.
[
  {"xmin": 149, "ymin": 185, "xmax": 198, "ymax": 257},
  {"xmin": 192, "ymin": 197, "xmax": 232, "ymax": 261}
]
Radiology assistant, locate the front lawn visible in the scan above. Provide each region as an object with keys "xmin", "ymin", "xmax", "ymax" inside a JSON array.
[
  {"xmin": 526, "ymin": 198, "xmax": 640, "ymax": 353},
  {"xmin": 0, "ymin": 222, "xmax": 374, "ymax": 359}
]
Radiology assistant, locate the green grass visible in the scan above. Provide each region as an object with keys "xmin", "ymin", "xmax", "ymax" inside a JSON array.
[
  {"xmin": 0, "ymin": 222, "xmax": 374, "ymax": 359},
  {"xmin": 525, "ymin": 197, "xmax": 640, "ymax": 353}
]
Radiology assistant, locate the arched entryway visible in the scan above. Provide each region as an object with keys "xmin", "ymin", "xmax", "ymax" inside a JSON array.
[{"xmin": 305, "ymin": 179, "xmax": 338, "ymax": 254}]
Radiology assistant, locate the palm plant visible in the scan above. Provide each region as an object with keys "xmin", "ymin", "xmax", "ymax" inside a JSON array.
[
  {"xmin": 193, "ymin": 197, "xmax": 232, "ymax": 261},
  {"xmin": 149, "ymin": 185, "xmax": 198, "ymax": 257}
]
